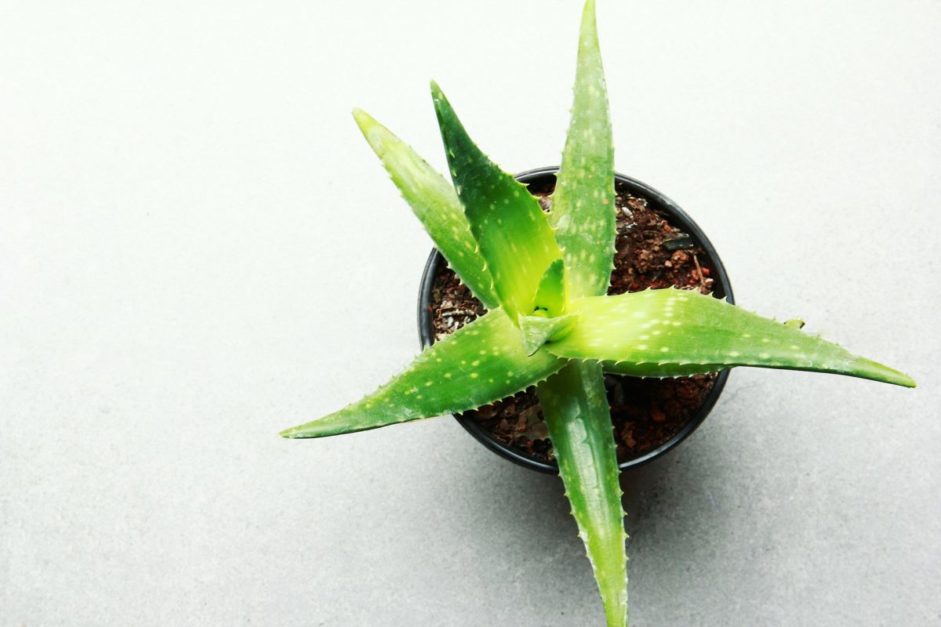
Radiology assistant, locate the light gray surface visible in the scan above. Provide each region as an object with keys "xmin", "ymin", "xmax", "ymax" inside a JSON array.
[{"xmin": 1, "ymin": 1, "xmax": 939, "ymax": 625}]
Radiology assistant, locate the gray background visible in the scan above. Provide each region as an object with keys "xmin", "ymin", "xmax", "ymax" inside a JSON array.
[{"xmin": 1, "ymin": 0, "xmax": 938, "ymax": 625}]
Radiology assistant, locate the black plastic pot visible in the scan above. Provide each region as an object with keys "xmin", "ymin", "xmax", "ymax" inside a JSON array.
[{"xmin": 418, "ymin": 166, "xmax": 734, "ymax": 473}]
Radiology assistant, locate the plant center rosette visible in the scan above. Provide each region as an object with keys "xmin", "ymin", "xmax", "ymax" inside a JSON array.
[{"xmin": 420, "ymin": 169, "xmax": 734, "ymax": 471}]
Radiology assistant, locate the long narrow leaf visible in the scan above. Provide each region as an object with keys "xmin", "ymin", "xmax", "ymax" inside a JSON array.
[
  {"xmin": 353, "ymin": 109, "xmax": 499, "ymax": 309},
  {"xmin": 537, "ymin": 6, "xmax": 626, "ymax": 625},
  {"xmin": 546, "ymin": 289, "xmax": 916, "ymax": 387},
  {"xmin": 538, "ymin": 361, "xmax": 627, "ymax": 627},
  {"xmin": 280, "ymin": 309, "xmax": 566, "ymax": 439},
  {"xmin": 550, "ymin": 0, "xmax": 616, "ymax": 300},
  {"xmin": 431, "ymin": 82, "xmax": 563, "ymax": 323}
]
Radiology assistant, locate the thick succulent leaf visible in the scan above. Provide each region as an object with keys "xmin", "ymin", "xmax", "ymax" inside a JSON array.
[
  {"xmin": 280, "ymin": 309, "xmax": 566, "ymax": 438},
  {"xmin": 352, "ymin": 109, "xmax": 499, "ymax": 310},
  {"xmin": 519, "ymin": 314, "xmax": 576, "ymax": 356},
  {"xmin": 539, "ymin": 7, "xmax": 625, "ymax": 625},
  {"xmin": 538, "ymin": 0, "xmax": 627, "ymax": 627},
  {"xmin": 534, "ymin": 258, "xmax": 567, "ymax": 316},
  {"xmin": 431, "ymin": 82, "xmax": 563, "ymax": 322},
  {"xmin": 538, "ymin": 361, "xmax": 627, "ymax": 627},
  {"xmin": 550, "ymin": 0, "xmax": 616, "ymax": 300},
  {"xmin": 547, "ymin": 288, "xmax": 916, "ymax": 387}
]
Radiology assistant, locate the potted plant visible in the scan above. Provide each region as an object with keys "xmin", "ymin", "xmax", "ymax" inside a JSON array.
[
  {"xmin": 281, "ymin": 2, "xmax": 914, "ymax": 624},
  {"xmin": 418, "ymin": 166, "xmax": 736, "ymax": 472}
]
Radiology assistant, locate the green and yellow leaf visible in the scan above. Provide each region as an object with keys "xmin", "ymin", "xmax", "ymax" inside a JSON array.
[
  {"xmin": 535, "ymin": 5, "xmax": 627, "ymax": 625},
  {"xmin": 353, "ymin": 108, "xmax": 499, "ymax": 310},
  {"xmin": 431, "ymin": 82, "xmax": 563, "ymax": 323},
  {"xmin": 546, "ymin": 288, "xmax": 916, "ymax": 387},
  {"xmin": 550, "ymin": 0, "xmax": 616, "ymax": 300},
  {"xmin": 538, "ymin": 361, "xmax": 627, "ymax": 627},
  {"xmin": 280, "ymin": 309, "xmax": 566, "ymax": 439}
]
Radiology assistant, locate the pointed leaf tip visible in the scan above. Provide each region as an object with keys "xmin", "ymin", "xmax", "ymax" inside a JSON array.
[
  {"xmin": 352, "ymin": 107, "xmax": 373, "ymax": 130},
  {"xmin": 429, "ymin": 80, "xmax": 444, "ymax": 102},
  {"xmin": 351, "ymin": 107, "xmax": 500, "ymax": 309},
  {"xmin": 852, "ymin": 358, "xmax": 916, "ymax": 388},
  {"xmin": 279, "ymin": 425, "xmax": 304, "ymax": 439},
  {"xmin": 279, "ymin": 309, "xmax": 565, "ymax": 439},
  {"xmin": 583, "ymin": 0, "xmax": 597, "ymax": 19},
  {"xmin": 352, "ymin": 108, "xmax": 384, "ymax": 148}
]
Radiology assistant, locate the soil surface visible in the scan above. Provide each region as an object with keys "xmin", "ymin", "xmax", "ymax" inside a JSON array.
[{"xmin": 427, "ymin": 180, "xmax": 720, "ymax": 464}]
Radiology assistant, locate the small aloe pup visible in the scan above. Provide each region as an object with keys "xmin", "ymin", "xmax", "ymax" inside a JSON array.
[{"xmin": 282, "ymin": 1, "xmax": 914, "ymax": 625}]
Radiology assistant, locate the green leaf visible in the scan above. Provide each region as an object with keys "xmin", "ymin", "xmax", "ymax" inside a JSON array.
[
  {"xmin": 538, "ymin": 361, "xmax": 627, "ymax": 627},
  {"xmin": 546, "ymin": 288, "xmax": 916, "ymax": 387},
  {"xmin": 537, "ymin": 6, "xmax": 625, "ymax": 625},
  {"xmin": 550, "ymin": 0, "xmax": 616, "ymax": 300},
  {"xmin": 280, "ymin": 309, "xmax": 566, "ymax": 439},
  {"xmin": 519, "ymin": 313, "xmax": 576, "ymax": 356},
  {"xmin": 431, "ymin": 82, "xmax": 563, "ymax": 323},
  {"xmin": 534, "ymin": 258, "xmax": 568, "ymax": 316},
  {"xmin": 531, "ymin": 0, "xmax": 624, "ymax": 560},
  {"xmin": 353, "ymin": 108, "xmax": 499, "ymax": 310}
]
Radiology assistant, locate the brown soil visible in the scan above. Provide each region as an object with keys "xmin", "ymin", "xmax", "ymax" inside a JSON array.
[{"xmin": 428, "ymin": 179, "xmax": 719, "ymax": 465}]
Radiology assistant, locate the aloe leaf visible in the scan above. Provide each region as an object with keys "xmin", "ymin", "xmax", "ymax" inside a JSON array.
[
  {"xmin": 431, "ymin": 82, "xmax": 563, "ymax": 323},
  {"xmin": 546, "ymin": 288, "xmax": 916, "ymax": 387},
  {"xmin": 280, "ymin": 309, "xmax": 566, "ymax": 439},
  {"xmin": 534, "ymin": 258, "xmax": 568, "ymax": 316},
  {"xmin": 538, "ymin": 361, "xmax": 627, "ymax": 627},
  {"xmin": 519, "ymin": 314, "xmax": 576, "ymax": 356},
  {"xmin": 550, "ymin": 0, "xmax": 616, "ymax": 300},
  {"xmin": 536, "ymin": 6, "xmax": 626, "ymax": 625},
  {"xmin": 352, "ymin": 109, "xmax": 499, "ymax": 310}
]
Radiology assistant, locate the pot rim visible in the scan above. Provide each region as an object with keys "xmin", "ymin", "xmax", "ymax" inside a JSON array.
[{"xmin": 418, "ymin": 166, "xmax": 734, "ymax": 473}]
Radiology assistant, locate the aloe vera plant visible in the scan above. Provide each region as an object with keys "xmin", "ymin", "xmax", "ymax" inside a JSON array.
[{"xmin": 282, "ymin": 1, "xmax": 914, "ymax": 624}]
